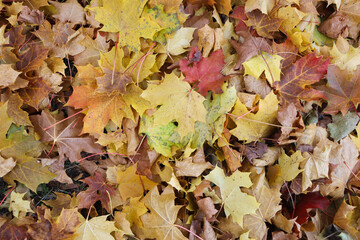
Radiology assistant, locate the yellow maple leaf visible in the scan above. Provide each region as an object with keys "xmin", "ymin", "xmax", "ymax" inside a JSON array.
[
  {"xmin": 277, "ymin": 5, "xmax": 307, "ymax": 34},
  {"xmin": 90, "ymin": 0, "xmax": 161, "ymax": 52},
  {"xmin": 278, "ymin": 150, "xmax": 305, "ymax": 182},
  {"xmin": 9, "ymin": 192, "xmax": 33, "ymax": 218},
  {"xmin": 329, "ymin": 36, "xmax": 360, "ymax": 72},
  {"xmin": 75, "ymin": 215, "xmax": 118, "ymax": 240},
  {"xmin": 243, "ymin": 51, "xmax": 283, "ymax": 85},
  {"xmin": 205, "ymin": 166, "xmax": 260, "ymax": 227},
  {"xmin": 230, "ymin": 92, "xmax": 279, "ymax": 143},
  {"xmin": 141, "ymin": 73, "xmax": 207, "ymax": 138},
  {"xmin": 140, "ymin": 186, "xmax": 187, "ymax": 240},
  {"xmin": 122, "ymin": 197, "xmax": 148, "ymax": 228},
  {"xmin": 116, "ymin": 165, "xmax": 157, "ymax": 201}
]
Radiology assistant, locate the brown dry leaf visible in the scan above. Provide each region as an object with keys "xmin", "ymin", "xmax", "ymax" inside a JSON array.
[
  {"xmin": 197, "ymin": 197, "xmax": 218, "ymax": 220},
  {"xmin": 272, "ymin": 39, "xmax": 298, "ymax": 71},
  {"xmin": 50, "ymin": 0, "xmax": 85, "ymax": 25},
  {"xmin": 243, "ymin": 75, "xmax": 271, "ymax": 99},
  {"xmin": 77, "ymin": 172, "xmax": 116, "ymax": 212},
  {"xmin": 44, "ymin": 192, "xmax": 72, "ymax": 217},
  {"xmin": 73, "ymin": 34, "xmax": 109, "ymax": 67},
  {"xmin": 272, "ymin": 211, "xmax": 296, "ymax": 233},
  {"xmin": 243, "ymin": 213, "xmax": 267, "ymax": 240},
  {"xmin": 16, "ymin": 45, "xmax": 48, "ymax": 73},
  {"xmin": 244, "ymin": 10, "xmax": 282, "ymax": 39},
  {"xmin": 28, "ymin": 207, "xmax": 81, "ymax": 240},
  {"xmin": 277, "ymin": 103, "xmax": 305, "ymax": 144},
  {"xmin": 18, "ymin": 76, "xmax": 52, "ymax": 109},
  {"xmin": 7, "ymin": 93, "xmax": 32, "ymax": 126},
  {"xmin": 18, "ymin": 6, "xmax": 44, "ymax": 25},
  {"xmin": 229, "ymin": 31, "xmax": 272, "ymax": 70},
  {"xmin": 0, "ymin": 64, "xmax": 21, "ymax": 88},
  {"xmin": 0, "ymin": 155, "xmax": 16, "ymax": 177},
  {"xmin": 301, "ymin": 144, "xmax": 331, "ymax": 191},
  {"xmin": 251, "ymin": 172, "xmax": 281, "ymax": 221},
  {"xmin": 96, "ymin": 68, "xmax": 132, "ymax": 94},
  {"xmin": 30, "ymin": 110, "xmax": 102, "ymax": 162},
  {"xmin": 202, "ymin": 217, "xmax": 217, "ymax": 239},
  {"xmin": 319, "ymin": 137, "xmax": 359, "ymax": 198},
  {"xmin": 333, "ymin": 199, "xmax": 360, "ymax": 238},
  {"xmin": 318, "ymin": 12, "xmax": 349, "ymax": 39},
  {"xmin": 175, "ymin": 156, "xmax": 213, "ymax": 177}
]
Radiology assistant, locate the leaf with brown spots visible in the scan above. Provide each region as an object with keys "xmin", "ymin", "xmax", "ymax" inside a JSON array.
[{"xmin": 275, "ymin": 53, "xmax": 329, "ymax": 109}]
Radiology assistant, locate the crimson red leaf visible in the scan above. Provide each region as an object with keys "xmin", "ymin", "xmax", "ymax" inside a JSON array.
[
  {"xmin": 294, "ymin": 192, "xmax": 330, "ymax": 225},
  {"xmin": 179, "ymin": 48, "xmax": 229, "ymax": 96},
  {"xmin": 230, "ymin": 6, "xmax": 248, "ymax": 32}
]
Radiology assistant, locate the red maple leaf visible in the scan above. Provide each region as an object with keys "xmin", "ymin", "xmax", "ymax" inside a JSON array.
[
  {"xmin": 275, "ymin": 52, "xmax": 329, "ymax": 109},
  {"xmin": 230, "ymin": 6, "xmax": 248, "ymax": 32},
  {"xmin": 179, "ymin": 48, "xmax": 229, "ymax": 96},
  {"xmin": 294, "ymin": 192, "xmax": 330, "ymax": 225},
  {"xmin": 77, "ymin": 172, "xmax": 116, "ymax": 212}
]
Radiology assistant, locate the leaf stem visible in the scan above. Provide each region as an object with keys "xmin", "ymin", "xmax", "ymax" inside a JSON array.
[
  {"xmin": 174, "ymin": 224, "xmax": 204, "ymax": 240},
  {"xmin": 0, "ymin": 186, "xmax": 15, "ymax": 206},
  {"xmin": 43, "ymin": 108, "xmax": 88, "ymax": 131}
]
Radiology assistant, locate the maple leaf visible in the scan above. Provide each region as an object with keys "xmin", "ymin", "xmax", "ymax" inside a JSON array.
[
  {"xmin": 328, "ymin": 36, "xmax": 360, "ymax": 72},
  {"xmin": 230, "ymin": 6, "xmax": 248, "ymax": 32},
  {"xmin": 143, "ymin": 5, "xmax": 180, "ymax": 43},
  {"xmin": 243, "ymin": 51, "xmax": 283, "ymax": 85},
  {"xmin": 319, "ymin": 65, "xmax": 360, "ymax": 115},
  {"xmin": 179, "ymin": 48, "xmax": 229, "ymax": 96},
  {"xmin": 90, "ymin": 0, "xmax": 161, "ymax": 52},
  {"xmin": 275, "ymin": 52, "xmax": 329, "ymax": 109},
  {"xmin": 96, "ymin": 68, "xmax": 132, "ymax": 94},
  {"xmin": 66, "ymin": 85, "xmax": 134, "ymax": 135},
  {"xmin": 205, "ymin": 166, "xmax": 260, "ymax": 227},
  {"xmin": 0, "ymin": 64, "xmax": 21, "ymax": 88},
  {"xmin": 244, "ymin": 10, "xmax": 282, "ymax": 39},
  {"xmin": 0, "ymin": 155, "xmax": 16, "ymax": 177},
  {"xmin": 16, "ymin": 44, "xmax": 48, "ymax": 72},
  {"xmin": 50, "ymin": 0, "xmax": 85, "ymax": 25},
  {"xmin": 116, "ymin": 165, "xmax": 157, "ymax": 201},
  {"xmin": 28, "ymin": 207, "xmax": 81, "ymax": 240},
  {"xmin": 245, "ymin": 0, "xmax": 274, "ymax": 14},
  {"xmin": 77, "ymin": 172, "xmax": 116, "ymax": 212},
  {"xmin": 73, "ymin": 34, "xmax": 109, "ymax": 67},
  {"xmin": 229, "ymin": 31, "xmax": 272, "ymax": 70},
  {"xmin": 140, "ymin": 186, "xmax": 187, "ymax": 240},
  {"xmin": 277, "ymin": 5, "xmax": 307, "ymax": 34},
  {"xmin": 166, "ymin": 27, "xmax": 196, "ymax": 55},
  {"xmin": 230, "ymin": 91, "xmax": 279, "ymax": 143},
  {"xmin": 9, "ymin": 191, "xmax": 33, "ymax": 218},
  {"xmin": 0, "ymin": 220, "xmax": 29, "ymax": 240},
  {"xmin": 75, "ymin": 215, "xmax": 118, "ymax": 240},
  {"xmin": 294, "ymin": 192, "xmax": 330, "ymax": 225},
  {"xmin": 334, "ymin": 199, "xmax": 360, "ymax": 239},
  {"xmin": 30, "ymin": 110, "xmax": 102, "ymax": 162},
  {"xmin": 18, "ymin": 76, "xmax": 52, "ymax": 110},
  {"xmin": 272, "ymin": 39, "xmax": 298, "ymax": 70},
  {"xmin": 141, "ymin": 73, "xmax": 207, "ymax": 138}
]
